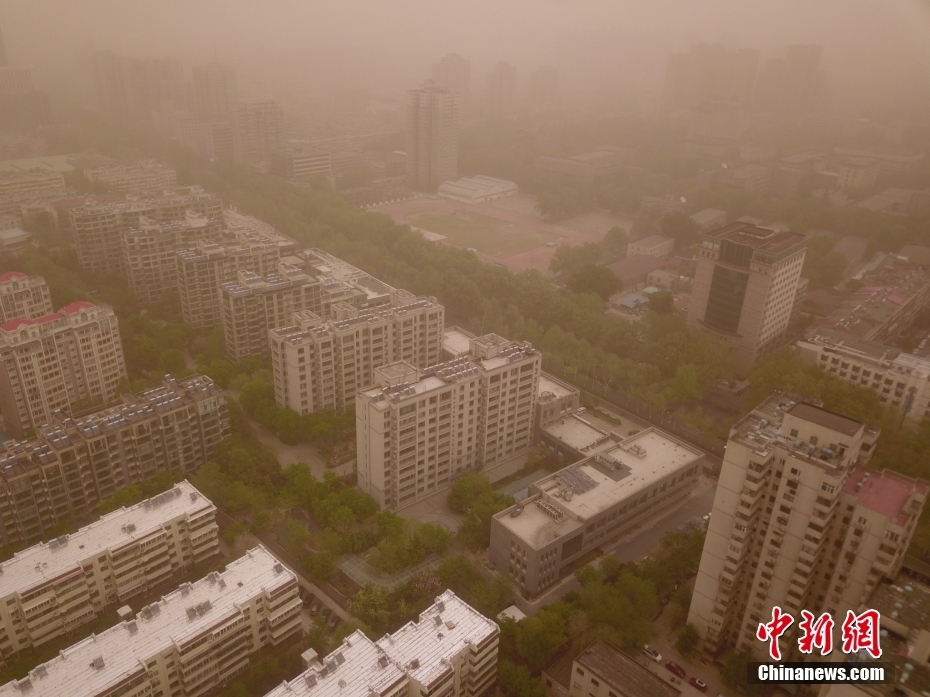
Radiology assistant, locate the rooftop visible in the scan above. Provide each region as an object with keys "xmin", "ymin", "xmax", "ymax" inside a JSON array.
[
  {"xmin": 576, "ymin": 642, "xmax": 679, "ymax": 697},
  {"xmin": 442, "ymin": 326, "xmax": 476, "ymax": 358},
  {"xmin": 265, "ymin": 591, "xmax": 497, "ymax": 697},
  {"xmin": 842, "ymin": 468, "xmax": 927, "ymax": 523},
  {"xmin": 800, "ymin": 329, "xmax": 930, "ymax": 380},
  {"xmin": 704, "ymin": 221, "xmax": 806, "ymax": 255},
  {"xmin": 537, "ymin": 374, "xmax": 577, "ymax": 402},
  {"xmin": 542, "ymin": 414, "xmax": 609, "ymax": 453},
  {"xmin": 788, "ymin": 402, "xmax": 862, "ymax": 436},
  {"xmin": 630, "ymin": 234, "xmax": 672, "ymax": 249},
  {"xmin": 690, "ymin": 208, "xmax": 727, "ymax": 225},
  {"xmin": 605, "ymin": 255, "xmax": 667, "ymax": 283},
  {"xmin": 0, "ymin": 481, "xmax": 213, "ymax": 598},
  {"xmin": 0, "ymin": 546, "xmax": 294, "ymax": 697},
  {"xmin": 496, "ymin": 428, "xmax": 703, "ymax": 546}
]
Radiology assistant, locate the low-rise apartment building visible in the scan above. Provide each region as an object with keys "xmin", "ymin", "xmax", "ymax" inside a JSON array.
[
  {"xmin": 490, "ymin": 428, "xmax": 703, "ymax": 596},
  {"xmin": 84, "ymin": 160, "xmax": 178, "ymax": 194},
  {"xmin": 627, "ymin": 234, "xmax": 675, "ymax": 260},
  {"xmin": 269, "ymin": 296, "xmax": 444, "ymax": 415},
  {"xmin": 0, "ymin": 375, "xmax": 228, "ymax": 546},
  {"xmin": 0, "ymin": 545, "xmax": 302, "ymax": 697},
  {"xmin": 221, "ymin": 264, "xmax": 325, "ymax": 362},
  {"xmin": 0, "ymin": 301, "xmax": 127, "ymax": 439},
  {"xmin": 0, "ymin": 480, "xmax": 217, "ymax": 657},
  {"xmin": 177, "ymin": 239, "xmax": 281, "ymax": 328},
  {"xmin": 687, "ymin": 395, "xmax": 927, "ymax": 660},
  {"xmin": 356, "ymin": 334, "xmax": 541, "ymax": 510},
  {"xmin": 798, "ymin": 329, "xmax": 930, "ymax": 422},
  {"xmin": 0, "ymin": 171, "xmax": 67, "ymax": 224},
  {"xmin": 0, "ymin": 272, "xmax": 52, "ymax": 323},
  {"xmin": 70, "ymin": 186, "xmax": 222, "ymax": 273},
  {"xmin": 265, "ymin": 589, "xmax": 499, "ymax": 697},
  {"xmin": 542, "ymin": 641, "xmax": 679, "ymax": 697},
  {"xmin": 123, "ymin": 212, "xmax": 225, "ymax": 303}
]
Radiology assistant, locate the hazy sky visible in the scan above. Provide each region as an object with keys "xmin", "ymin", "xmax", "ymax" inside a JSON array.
[{"xmin": 3, "ymin": 0, "xmax": 930, "ymax": 103}]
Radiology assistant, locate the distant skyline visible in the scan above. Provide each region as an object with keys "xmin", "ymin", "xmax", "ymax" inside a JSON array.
[{"xmin": 1, "ymin": 0, "xmax": 929, "ymax": 108}]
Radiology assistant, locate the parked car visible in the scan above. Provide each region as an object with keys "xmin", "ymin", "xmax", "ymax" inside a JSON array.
[
  {"xmin": 666, "ymin": 661, "xmax": 686, "ymax": 679},
  {"xmin": 689, "ymin": 678, "xmax": 708, "ymax": 692},
  {"xmin": 321, "ymin": 607, "xmax": 331, "ymax": 621},
  {"xmin": 303, "ymin": 593, "xmax": 315, "ymax": 608},
  {"xmin": 310, "ymin": 600, "xmax": 321, "ymax": 615},
  {"xmin": 642, "ymin": 646, "xmax": 662, "ymax": 662},
  {"xmin": 328, "ymin": 614, "xmax": 340, "ymax": 630}
]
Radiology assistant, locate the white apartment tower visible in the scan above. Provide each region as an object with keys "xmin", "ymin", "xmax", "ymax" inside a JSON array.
[
  {"xmin": 0, "ymin": 481, "xmax": 217, "ymax": 656},
  {"xmin": 0, "ymin": 272, "xmax": 52, "ymax": 324},
  {"xmin": 264, "ymin": 590, "xmax": 499, "ymax": 697},
  {"xmin": 269, "ymin": 296, "xmax": 444, "ymax": 415},
  {"xmin": 687, "ymin": 394, "xmax": 928, "ymax": 660},
  {"xmin": 356, "ymin": 334, "xmax": 541, "ymax": 510},
  {"xmin": 406, "ymin": 83, "xmax": 459, "ymax": 193},
  {"xmin": 0, "ymin": 546, "xmax": 302, "ymax": 697},
  {"xmin": 0, "ymin": 301, "xmax": 127, "ymax": 439}
]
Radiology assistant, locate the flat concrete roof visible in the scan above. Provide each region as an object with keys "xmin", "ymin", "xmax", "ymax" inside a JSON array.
[
  {"xmin": 442, "ymin": 326, "xmax": 475, "ymax": 358},
  {"xmin": 538, "ymin": 374, "xmax": 575, "ymax": 400},
  {"xmin": 542, "ymin": 415, "xmax": 607, "ymax": 452}
]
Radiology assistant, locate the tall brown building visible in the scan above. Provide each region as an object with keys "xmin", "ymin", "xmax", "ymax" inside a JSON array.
[{"xmin": 686, "ymin": 222, "xmax": 806, "ymax": 375}]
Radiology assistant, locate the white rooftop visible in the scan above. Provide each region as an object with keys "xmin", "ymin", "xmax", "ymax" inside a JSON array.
[
  {"xmin": 497, "ymin": 428, "xmax": 704, "ymax": 546},
  {"xmin": 2, "ymin": 546, "xmax": 295, "ymax": 697},
  {"xmin": 537, "ymin": 374, "xmax": 576, "ymax": 401},
  {"xmin": 442, "ymin": 326, "xmax": 475, "ymax": 358},
  {"xmin": 264, "ymin": 591, "xmax": 497, "ymax": 697},
  {"xmin": 0, "ymin": 481, "xmax": 214, "ymax": 599},
  {"xmin": 542, "ymin": 414, "xmax": 608, "ymax": 452}
]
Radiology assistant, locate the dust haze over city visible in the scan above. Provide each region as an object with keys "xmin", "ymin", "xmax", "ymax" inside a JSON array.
[{"xmin": 0, "ymin": 2, "xmax": 929, "ymax": 697}]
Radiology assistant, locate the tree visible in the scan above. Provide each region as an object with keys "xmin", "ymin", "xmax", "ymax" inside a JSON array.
[
  {"xmin": 575, "ymin": 565, "xmax": 600, "ymax": 587},
  {"xmin": 347, "ymin": 585, "xmax": 390, "ymax": 631},
  {"xmin": 676, "ymin": 623, "xmax": 700, "ymax": 658},
  {"xmin": 648, "ymin": 290, "xmax": 674, "ymax": 315},
  {"xmin": 498, "ymin": 660, "xmax": 547, "ymax": 697},
  {"xmin": 660, "ymin": 212, "xmax": 699, "ymax": 247},
  {"xmin": 447, "ymin": 473, "xmax": 493, "ymax": 513},
  {"xmin": 566, "ymin": 265, "xmax": 622, "ymax": 301},
  {"xmin": 663, "ymin": 363, "xmax": 702, "ymax": 407},
  {"xmin": 721, "ymin": 649, "xmax": 760, "ymax": 696},
  {"xmin": 602, "ymin": 226, "xmax": 629, "ymax": 252},
  {"xmin": 515, "ymin": 607, "xmax": 567, "ymax": 671}
]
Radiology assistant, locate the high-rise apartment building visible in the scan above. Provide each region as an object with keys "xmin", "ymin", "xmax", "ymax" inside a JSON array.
[
  {"xmin": 0, "ymin": 302, "xmax": 127, "ymax": 439},
  {"xmin": 0, "ymin": 272, "xmax": 52, "ymax": 324},
  {"xmin": 221, "ymin": 264, "xmax": 324, "ymax": 362},
  {"xmin": 0, "ymin": 480, "xmax": 217, "ymax": 655},
  {"xmin": 0, "ymin": 64, "xmax": 51, "ymax": 132},
  {"xmin": 356, "ymin": 334, "xmax": 541, "ymax": 510},
  {"xmin": 70, "ymin": 185, "xmax": 223, "ymax": 273},
  {"xmin": 406, "ymin": 83, "xmax": 459, "ymax": 193},
  {"xmin": 265, "ymin": 590, "xmax": 499, "ymax": 697},
  {"xmin": 270, "ymin": 296, "xmax": 445, "ymax": 415},
  {"xmin": 192, "ymin": 62, "xmax": 237, "ymax": 118},
  {"xmin": 91, "ymin": 51, "xmax": 185, "ymax": 124},
  {"xmin": 177, "ymin": 239, "xmax": 280, "ymax": 329},
  {"xmin": 686, "ymin": 222, "xmax": 807, "ymax": 375},
  {"xmin": 664, "ymin": 43, "xmax": 759, "ymax": 107},
  {"xmin": 687, "ymin": 395, "xmax": 927, "ymax": 660},
  {"xmin": 754, "ymin": 44, "xmax": 825, "ymax": 115},
  {"xmin": 432, "ymin": 54, "xmax": 471, "ymax": 113},
  {"xmin": 0, "ymin": 171, "xmax": 67, "ymax": 224},
  {"xmin": 123, "ymin": 212, "xmax": 224, "ymax": 304},
  {"xmin": 486, "ymin": 62, "xmax": 517, "ymax": 119},
  {"xmin": 233, "ymin": 99, "xmax": 286, "ymax": 166},
  {"xmin": 85, "ymin": 160, "xmax": 178, "ymax": 194},
  {"xmin": 0, "ymin": 375, "xmax": 228, "ymax": 546},
  {"xmin": 0, "ymin": 545, "xmax": 301, "ymax": 697},
  {"xmin": 270, "ymin": 143, "xmax": 331, "ymax": 179}
]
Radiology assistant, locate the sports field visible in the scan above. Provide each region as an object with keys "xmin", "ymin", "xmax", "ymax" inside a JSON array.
[{"xmin": 411, "ymin": 210, "xmax": 559, "ymax": 257}]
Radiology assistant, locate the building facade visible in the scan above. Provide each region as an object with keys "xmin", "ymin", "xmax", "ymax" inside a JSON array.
[
  {"xmin": 0, "ymin": 375, "xmax": 228, "ymax": 546},
  {"xmin": 406, "ymin": 83, "xmax": 459, "ymax": 193},
  {"xmin": 265, "ymin": 590, "xmax": 499, "ymax": 697},
  {"xmin": 123, "ymin": 212, "xmax": 224, "ymax": 304},
  {"xmin": 687, "ymin": 222, "xmax": 807, "ymax": 375},
  {"xmin": 270, "ymin": 296, "xmax": 444, "ymax": 415},
  {"xmin": 0, "ymin": 545, "xmax": 301, "ymax": 697},
  {"xmin": 85, "ymin": 161, "xmax": 178, "ymax": 194},
  {"xmin": 192, "ymin": 62, "xmax": 237, "ymax": 118},
  {"xmin": 0, "ymin": 480, "xmax": 217, "ymax": 657},
  {"xmin": 797, "ymin": 329, "xmax": 930, "ymax": 422},
  {"xmin": 543, "ymin": 642, "xmax": 679, "ymax": 697},
  {"xmin": 357, "ymin": 334, "xmax": 541, "ymax": 510},
  {"xmin": 70, "ymin": 186, "xmax": 223, "ymax": 273},
  {"xmin": 687, "ymin": 395, "xmax": 927, "ymax": 660},
  {"xmin": 221, "ymin": 265, "xmax": 324, "ymax": 362},
  {"xmin": 627, "ymin": 234, "xmax": 675, "ymax": 260},
  {"xmin": 490, "ymin": 428, "xmax": 703, "ymax": 596},
  {"xmin": 433, "ymin": 54, "xmax": 471, "ymax": 113},
  {"xmin": 233, "ymin": 99, "xmax": 286, "ymax": 166},
  {"xmin": 0, "ymin": 171, "xmax": 67, "ymax": 224},
  {"xmin": 270, "ymin": 143, "xmax": 331, "ymax": 179},
  {"xmin": 0, "ymin": 302, "xmax": 127, "ymax": 439},
  {"xmin": 177, "ymin": 240, "xmax": 280, "ymax": 329},
  {"xmin": 0, "ymin": 272, "xmax": 52, "ymax": 324}
]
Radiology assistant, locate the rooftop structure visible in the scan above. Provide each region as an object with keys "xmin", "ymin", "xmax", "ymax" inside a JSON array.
[
  {"xmin": 84, "ymin": 160, "xmax": 177, "ymax": 194},
  {"xmin": 0, "ymin": 272, "xmax": 52, "ymax": 323},
  {"xmin": 442, "ymin": 326, "xmax": 475, "ymax": 359},
  {"xmin": 543, "ymin": 642, "xmax": 679, "ymax": 697},
  {"xmin": 0, "ymin": 546, "xmax": 301, "ymax": 697},
  {"xmin": 605, "ymin": 255, "xmax": 667, "ymax": 288},
  {"xmin": 627, "ymin": 234, "xmax": 674, "ymax": 260},
  {"xmin": 0, "ymin": 481, "xmax": 218, "ymax": 654},
  {"xmin": 857, "ymin": 188, "xmax": 930, "ymax": 217},
  {"xmin": 264, "ymin": 590, "xmax": 498, "ymax": 697},
  {"xmin": 690, "ymin": 208, "xmax": 728, "ymax": 230},
  {"xmin": 490, "ymin": 427, "xmax": 703, "ymax": 595},
  {"xmin": 438, "ymin": 176, "xmax": 518, "ymax": 203}
]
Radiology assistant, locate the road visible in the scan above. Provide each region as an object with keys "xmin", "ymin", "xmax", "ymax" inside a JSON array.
[{"xmin": 514, "ymin": 481, "xmax": 717, "ymax": 616}]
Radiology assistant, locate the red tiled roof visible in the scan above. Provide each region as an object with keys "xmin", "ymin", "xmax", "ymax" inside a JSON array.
[
  {"xmin": 0, "ymin": 272, "xmax": 26, "ymax": 283},
  {"xmin": 0, "ymin": 318, "xmax": 33, "ymax": 331}
]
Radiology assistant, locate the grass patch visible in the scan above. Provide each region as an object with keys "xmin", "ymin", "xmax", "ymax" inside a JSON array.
[{"xmin": 412, "ymin": 211, "xmax": 557, "ymax": 256}]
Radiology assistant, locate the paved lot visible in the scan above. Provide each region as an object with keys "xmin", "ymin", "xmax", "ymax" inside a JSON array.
[{"xmin": 395, "ymin": 489, "xmax": 465, "ymax": 532}]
